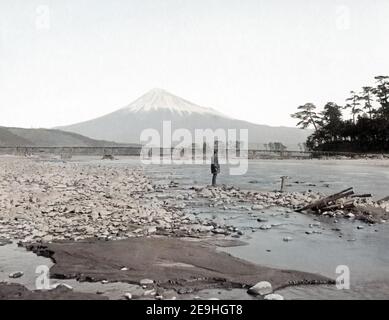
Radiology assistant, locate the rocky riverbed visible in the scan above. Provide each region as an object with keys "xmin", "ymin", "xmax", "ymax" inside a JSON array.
[
  {"xmin": 1, "ymin": 157, "xmax": 387, "ymax": 245},
  {"xmin": 0, "ymin": 156, "xmax": 212, "ymax": 243},
  {"xmin": 191, "ymin": 185, "xmax": 389, "ymax": 223},
  {"xmin": 1, "ymin": 156, "xmax": 388, "ymax": 300}
]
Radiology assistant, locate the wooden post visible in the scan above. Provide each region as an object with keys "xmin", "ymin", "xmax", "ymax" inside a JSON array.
[
  {"xmin": 192, "ymin": 144, "xmax": 196, "ymax": 161},
  {"xmin": 236, "ymin": 141, "xmax": 241, "ymax": 157},
  {"xmin": 203, "ymin": 141, "xmax": 207, "ymax": 162},
  {"xmin": 225, "ymin": 141, "xmax": 228, "ymax": 162},
  {"xmin": 211, "ymin": 139, "xmax": 220, "ymax": 186},
  {"xmin": 280, "ymin": 176, "xmax": 288, "ymax": 192}
]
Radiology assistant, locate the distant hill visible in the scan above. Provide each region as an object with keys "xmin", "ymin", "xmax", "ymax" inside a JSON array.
[
  {"xmin": 58, "ymin": 88, "xmax": 311, "ymax": 150},
  {"xmin": 0, "ymin": 127, "xmax": 32, "ymax": 146},
  {"xmin": 0, "ymin": 126, "xmax": 129, "ymax": 147}
]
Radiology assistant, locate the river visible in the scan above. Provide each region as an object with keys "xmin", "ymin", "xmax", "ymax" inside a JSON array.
[{"xmin": 2, "ymin": 157, "xmax": 388, "ymax": 299}]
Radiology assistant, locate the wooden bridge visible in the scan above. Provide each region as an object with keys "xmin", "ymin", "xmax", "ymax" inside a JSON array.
[{"xmin": 0, "ymin": 146, "xmax": 142, "ymax": 157}]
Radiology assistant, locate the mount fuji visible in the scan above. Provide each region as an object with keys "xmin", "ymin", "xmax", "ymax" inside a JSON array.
[{"xmin": 58, "ymin": 88, "xmax": 310, "ymax": 149}]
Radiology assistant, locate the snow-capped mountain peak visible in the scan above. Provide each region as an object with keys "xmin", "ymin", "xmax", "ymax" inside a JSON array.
[
  {"xmin": 59, "ymin": 88, "xmax": 311, "ymax": 149},
  {"xmin": 121, "ymin": 88, "xmax": 227, "ymax": 117}
]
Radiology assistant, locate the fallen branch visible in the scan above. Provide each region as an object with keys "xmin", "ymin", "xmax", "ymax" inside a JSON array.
[
  {"xmin": 295, "ymin": 188, "xmax": 387, "ymax": 223},
  {"xmin": 296, "ymin": 188, "xmax": 354, "ymax": 213},
  {"xmin": 351, "ymin": 194, "xmax": 372, "ymax": 198}
]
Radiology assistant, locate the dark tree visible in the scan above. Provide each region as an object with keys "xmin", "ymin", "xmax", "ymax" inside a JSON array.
[
  {"xmin": 373, "ymin": 76, "xmax": 389, "ymax": 119},
  {"xmin": 345, "ymin": 91, "xmax": 362, "ymax": 124},
  {"xmin": 359, "ymin": 86, "xmax": 375, "ymax": 119},
  {"xmin": 291, "ymin": 103, "xmax": 321, "ymax": 132},
  {"xmin": 292, "ymin": 75, "xmax": 389, "ymax": 153}
]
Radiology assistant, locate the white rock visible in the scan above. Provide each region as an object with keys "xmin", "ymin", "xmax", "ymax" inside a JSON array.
[
  {"xmin": 143, "ymin": 289, "xmax": 156, "ymax": 296},
  {"xmin": 283, "ymin": 236, "xmax": 293, "ymax": 242},
  {"xmin": 247, "ymin": 281, "xmax": 273, "ymax": 296},
  {"xmin": 147, "ymin": 226, "xmax": 157, "ymax": 234},
  {"xmin": 264, "ymin": 293, "xmax": 284, "ymax": 300},
  {"xmin": 140, "ymin": 279, "xmax": 154, "ymax": 285},
  {"xmin": 260, "ymin": 224, "xmax": 272, "ymax": 230},
  {"xmin": 195, "ymin": 225, "xmax": 214, "ymax": 232},
  {"xmin": 212, "ymin": 228, "xmax": 228, "ymax": 234},
  {"xmin": 42, "ymin": 235, "xmax": 54, "ymax": 242},
  {"xmin": 310, "ymin": 222, "xmax": 321, "ymax": 227},
  {"xmin": 124, "ymin": 293, "xmax": 132, "ymax": 300},
  {"xmin": 51, "ymin": 283, "xmax": 73, "ymax": 290}
]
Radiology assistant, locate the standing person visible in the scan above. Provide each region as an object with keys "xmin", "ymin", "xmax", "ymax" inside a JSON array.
[{"xmin": 211, "ymin": 154, "xmax": 220, "ymax": 186}]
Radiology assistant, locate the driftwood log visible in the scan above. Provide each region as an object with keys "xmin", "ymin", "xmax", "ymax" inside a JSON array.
[
  {"xmin": 351, "ymin": 194, "xmax": 372, "ymax": 198},
  {"xmin": 296, "ymin": 188, "xmax": 388, "ymax": 223},
  {"xmin": 295, "ymin": 188, "xmax": 355, "ymax": 213}
]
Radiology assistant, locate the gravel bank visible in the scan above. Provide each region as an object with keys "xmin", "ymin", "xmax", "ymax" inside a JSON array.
[{"xmin": 0, "ymin": 157, "xmax": 206, "ymax": 243}]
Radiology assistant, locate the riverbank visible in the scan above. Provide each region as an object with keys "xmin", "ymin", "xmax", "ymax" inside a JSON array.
[
  {"xmin": 0, "ymin": 156, "xmax": 207, "ymax": 243},
  {"xmin": 1, "ymin": 157, "xmax": 387, "ymax": 244},
  {"xmin": 0, "ymin": 156, "xmax": 388, "ymax": 299}
]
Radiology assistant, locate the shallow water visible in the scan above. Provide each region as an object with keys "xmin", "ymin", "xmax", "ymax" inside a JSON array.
[
  {"xmin": 76, "ymin": 157, "xmax": 389, "ymax": 199},
  {"xmin": 131, "ymin": 158, "xmax": 389, "ymax": 299},
  {"xmin": 0, "ymin": 243, "xmax": 53, "ymax": 290},
  {"xmin": 0, "ymin": 243, "xmax": 144, "ymax": 300},
  {"xmin": 219, "ymin": 209, "xmax": 389, "ymax": 299}
]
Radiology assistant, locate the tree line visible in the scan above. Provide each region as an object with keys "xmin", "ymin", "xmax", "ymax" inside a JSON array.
[{"xmin": 291, "ymin": 75, "xmax": 389, "ymax": 152}]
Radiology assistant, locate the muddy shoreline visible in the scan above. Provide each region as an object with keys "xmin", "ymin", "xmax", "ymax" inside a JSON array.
[{"xmin": 25, "ymin": 237, "xmax": 332, "ymax": 297}]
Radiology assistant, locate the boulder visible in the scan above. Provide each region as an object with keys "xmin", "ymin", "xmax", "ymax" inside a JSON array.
[
  {"xmin": 147, "ymin": 226, "xmax": 157, "ymax": 234},
  {"xmin": 51, "ymin": 283, "xmax": 73, "ymax": 290},
  {"xmin": 9, "ymin": 271, "xmax": 24, "ymax": 279},
  {"xmin": 247, "ymin": 281, "xmax": 273, "ymax": 296}
]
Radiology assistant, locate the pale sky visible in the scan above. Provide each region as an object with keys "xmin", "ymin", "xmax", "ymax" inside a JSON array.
[{"xmin": 1, "ymin": 0, "xmax": 389, "ymax": 128}]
